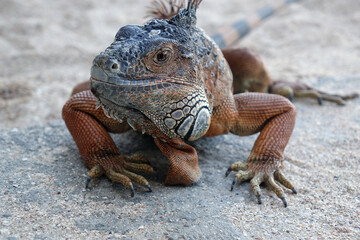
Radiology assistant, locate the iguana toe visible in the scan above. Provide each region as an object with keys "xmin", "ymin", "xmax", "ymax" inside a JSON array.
[
  {"xmin": 88, "ymin": 164, "xmax": 105, "ymax": 178},
  {"xmin": 230, "ymin": 170, "xmax": 253, "ymax": 191},
  {"xmin": 249, "ymin": 172, "xmax": 263, "ymax": 204},
  {"xmin": 274, "ymin": 169, "xmax": 296, "ymax": 192},
  {"xmin": 124, "ymin": 162, "xmax": 154, "ymax": 175},
  {"xmin": 265, "ymin": 174, "xmax": 286, "ymax": 206},
  {"xmin": 225, "ymin": 161, "xmax": 247, "ymax": 177},
  {"xmin": 127, "ymin": 154, "xmax": 152, "ymax": 165},
  {"xmin": 85, "ymin": 164, "xmax": 105, "ymax": 190}
]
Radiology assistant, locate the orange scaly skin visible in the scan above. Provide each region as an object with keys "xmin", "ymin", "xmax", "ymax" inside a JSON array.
[{"xmin": 63, "ymin": 0, "xmax": 297, "ymax": 207}]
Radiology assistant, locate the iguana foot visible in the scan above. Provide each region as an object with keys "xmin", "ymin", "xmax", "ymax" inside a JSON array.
[
  {"xmin": 226, "ymin": 162, "xmax": 297, "ymax": 207},
  {"xmin": 86, "ymin": 154, "xmax": 153, "ymax": 197}
]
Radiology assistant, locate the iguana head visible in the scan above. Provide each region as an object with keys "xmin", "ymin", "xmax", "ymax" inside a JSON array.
[{"xmin": 91, "ymin": 0, "xmax": 212, "ymax": 141}]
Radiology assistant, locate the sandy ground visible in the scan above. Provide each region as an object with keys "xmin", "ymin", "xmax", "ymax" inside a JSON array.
[{"xmin": 0, "ymin": 0, "xmax": 359, "ymax": 239}]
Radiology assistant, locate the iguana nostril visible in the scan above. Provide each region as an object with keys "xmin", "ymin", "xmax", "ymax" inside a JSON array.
[
  {"xmin": 111, "ymin": 63, "xmax": 119, "ymax": 70},
  {"xmin": 107, "ymin": 60, "xmax": 120, "ymax": 73}
]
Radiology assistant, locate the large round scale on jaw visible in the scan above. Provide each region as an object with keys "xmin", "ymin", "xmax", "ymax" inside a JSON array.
[
  {"xmin": 176, "ymin": 115, "xmax": 195, "ymax": 137},
  {"xmin": 188, "ymin": 107, "xmax": 211, "ymax": 141},
  {"xmin": 164, "ymin": 118, "xmax": 176, "ymax": 129}
]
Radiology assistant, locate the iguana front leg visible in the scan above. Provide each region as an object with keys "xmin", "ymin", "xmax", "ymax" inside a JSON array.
[
  {"xmin": 226, "ymin": 92, "xmax": 297, "ymax": 207},
  {"xmin": 62, "ymin": 90, "xmax": 153, "ymax": 196}
]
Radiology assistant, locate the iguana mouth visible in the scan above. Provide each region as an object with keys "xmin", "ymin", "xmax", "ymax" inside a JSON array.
[
  {"xmin": 91, "ymin": 75, "xmax": 170, "ymax": 86},
  {"xmin": 91, "ymin": 76, "xmax": 172, "ymax": 94},
  {"xmin": 90, "ymin": 65, "xmax": 193, "ymax": 89}
]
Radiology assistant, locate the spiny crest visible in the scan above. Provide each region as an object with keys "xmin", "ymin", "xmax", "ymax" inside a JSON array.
[
  {"xmin": 146, "ymin": 0, "xmax": 186, "ymax": 20},
  {"xmin": 169, "ymin": 0, "xmax": 202, "ymax": 28},
  {"xmin": 147, "ymin": 0, "xmax": 203, "ymax": 28}
]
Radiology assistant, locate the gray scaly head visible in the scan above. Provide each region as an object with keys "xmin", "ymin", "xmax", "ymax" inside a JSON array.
[{"xmin": 90, "ymin": 0, "xmax": 213, "ymax": 141}]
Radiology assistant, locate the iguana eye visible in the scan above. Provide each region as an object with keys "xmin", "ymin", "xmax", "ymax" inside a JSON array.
[
  {"xmin": 157, "ymin": 52, "xmax": 167, "ymax": 61},
  {"xmin": 153, "ymin": 48, "xmax": 172, "ymax": 64}
]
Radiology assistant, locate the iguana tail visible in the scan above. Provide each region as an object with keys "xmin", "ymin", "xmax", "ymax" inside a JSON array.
[{"xmin": 212, "ymin": 0, "xmax": 300, "ymax": 47}]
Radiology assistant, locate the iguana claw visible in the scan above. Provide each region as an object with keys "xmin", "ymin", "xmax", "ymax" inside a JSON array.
[
  {"xmin": 317, "ymin": 96, "xmax": 323, "ymax": 105},
  {"xmin": 85, "ymin": 177, "xmax": 92, "ymax": 190},
  {"xmin": 130, "ymin": 184, "xmax": 135, "ymax": 197},
  {"xmin": 281, "ymin": 196, "xmax": 288, "ymax": 208},
  {"xmin": 257, "ymin": 195, "xmax": 262, "ymax": 205},
  {"xmin": 225, "ymin": 167, "xmax": 232, "ymax": 177},
  {"xmin": 230, "ymin": 175, "xmax": 237, "ymax": 191}
]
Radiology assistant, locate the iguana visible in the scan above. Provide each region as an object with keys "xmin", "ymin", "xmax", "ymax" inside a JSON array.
[{"xmin": 61, "ymin": 0, "xmax": 351, "ymax": 207}]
